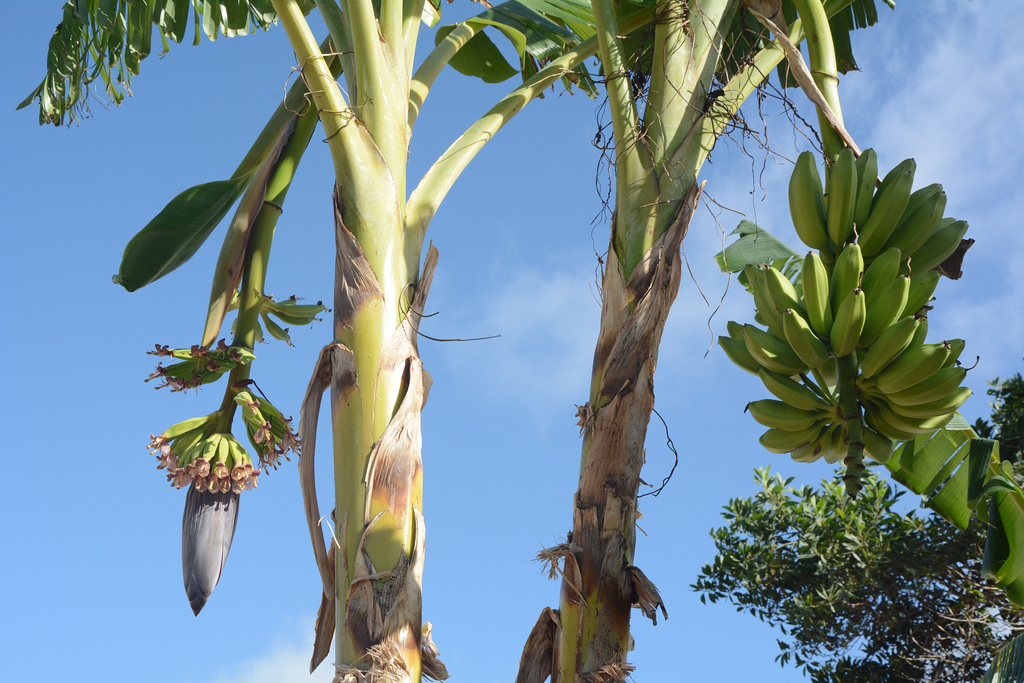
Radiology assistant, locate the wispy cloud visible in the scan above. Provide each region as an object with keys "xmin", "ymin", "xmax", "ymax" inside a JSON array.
[{"xmin": 209, "ymin": 630, "xmax": 333, "ymax": 683}]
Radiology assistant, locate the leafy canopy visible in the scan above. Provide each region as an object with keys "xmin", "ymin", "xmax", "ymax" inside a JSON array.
[{"xmin": 693, "ymin": 466, "xmax": 1024, "ymax": 683}]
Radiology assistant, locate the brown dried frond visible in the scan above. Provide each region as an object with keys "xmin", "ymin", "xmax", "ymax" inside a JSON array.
[
  {"xmin": 627, "ymin": 565, "xmax": 668, "ymax": 625},
  {"xmin": 332, "ymin": 665, "xmax": 367, "ymax": 683},
  {"xmin": 535, "ymin": 543, "xmax": 582, "ymax": 581},
  {"xmin": 580, "ymin": 662, "xmax": 636, "ymax": 683},
  {"xmin": 515, "ymin": 608, "xmax": 560, "ymax": 683},
  {"xmin": 421, "ymin": 622, "xmax": 449, "ymax": 681},
  {"xmin": 365, "ymin": 642, "xmax": 409, "ymax": 682}
]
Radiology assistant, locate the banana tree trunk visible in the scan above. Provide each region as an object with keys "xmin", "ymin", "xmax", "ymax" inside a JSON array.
[
  {"xmin": 328, "ymin": 187, "xmax": 435, "ymax": 681},
  {"xmin": 552, "ymin": 181, "xmax": 699, "ymax": 681}
]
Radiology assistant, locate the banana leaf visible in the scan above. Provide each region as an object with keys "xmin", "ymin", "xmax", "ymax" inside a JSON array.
[
  {"xmin": 19, "ymin": 0, "xmax": 305, "ymax": 126},
  {"xmin": 982, "ymin": 631, "xmax": 1024, "ymax": 683}
]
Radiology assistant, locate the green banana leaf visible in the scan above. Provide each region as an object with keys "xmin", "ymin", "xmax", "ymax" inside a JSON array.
[
  {"xmin": 19, "ymin": 0, "xmax": 307, "ymax": 126},
  {"xmin": 434, "ymin": 22, "xmax": 520, "ymax": 84},
  {"xmin": 982, "ymin": 632, "xmax": 1024, "ymax": 683},
  {"xmin": 715, "ymin": 220, "xmax": 800, "ymax": 274},
  {"xmin": 437, "ymin": 0, "xmax": 610, "ymax": 95},
  {"xmin": 113, "ymin": 174, "xmax": 253, "ymax": 292}
]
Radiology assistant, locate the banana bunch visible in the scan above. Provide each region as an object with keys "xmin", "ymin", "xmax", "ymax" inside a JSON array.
[{"xmin": 721, "ymin": 148, "xmax": 972, "ymax": 496}]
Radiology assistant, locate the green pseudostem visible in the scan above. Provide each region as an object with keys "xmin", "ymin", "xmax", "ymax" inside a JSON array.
[{"xmin": 217, "ymin": 107, "xmax": 320, "ymax": 432}]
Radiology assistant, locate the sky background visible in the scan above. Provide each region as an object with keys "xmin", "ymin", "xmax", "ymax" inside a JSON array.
[{"xmin": 4, "ymin": 1, "xmax": 1024, "ymax": 682}]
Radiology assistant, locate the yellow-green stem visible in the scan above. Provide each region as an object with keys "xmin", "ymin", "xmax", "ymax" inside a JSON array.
[{"xmin": 792, "ymin": 0, "xmax": 844, "ymax": 160}]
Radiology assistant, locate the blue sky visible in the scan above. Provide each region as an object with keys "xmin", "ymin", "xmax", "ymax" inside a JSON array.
[{"xmin": 4, "ymin": 2, "xmax": 1024, "ymax": 682}]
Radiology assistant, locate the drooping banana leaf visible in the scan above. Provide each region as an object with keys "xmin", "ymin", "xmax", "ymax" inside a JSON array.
[
  {"xmin": 982, "ymin": 630, "xmax": 1024, "ymax": 682},
  {"xmin": 19, "ymin": 0, "xmax": 312, "ymax": 126}
]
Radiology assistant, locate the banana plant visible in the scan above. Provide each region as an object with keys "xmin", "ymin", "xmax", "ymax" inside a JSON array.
[
  {"xmin": 21, "ymin": 0, "xmax": 656, "ymax": 680},
  {"xmin": 514, "ymin": 0, "xmax": 891, "ymax": 679}
]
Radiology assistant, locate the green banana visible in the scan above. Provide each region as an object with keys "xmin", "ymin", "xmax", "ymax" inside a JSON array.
[
  {"xmin": 829, "ymin": 288, "xmax": 866, "ymax": 357},
  {"xmin": 859, "ymin": 159, "xmax": 916, "ymax": 256},
  {"xmin": 886, "ymin": 366, "xmax": 968, "ymax": 406},
  {"xmin": 874, "ymin": 341, "xmax": 952, "ymax": 395},
  {"xmin": 908, "ymin": 218, "xmax": 969, "ymax": 274},
  {"xmin": 758, "ymin": 368, "xmax": 831, "ymax": 411},
  {"xmin": 821, "ymin": 422, "xmax": 849, "ymax": 465},
  {"xmin": 859, "ymin": 246, "xmax": 902, "ymax": 303},
  {"xmin": 782, "ymin": 308, "xmax": 830, "ymax": 369},
  {"xmin": 747, "ymin": 399, "xmax": 826, "ymax": 431},
  {"xmin": 910, "ymin": 313, "xmax": 929, "ymax": 346},
  {"xmin": 886, "ymin": 386, "xmax": 972, "ymax": 419},
  {"xmin": 720, "ymin": 335, "xmax": 762, "ymax": 375},
  {"xmin": 830, "ymin": 243, "xmax": 864, "ymax": 309},
  {"xmin": 859, "ymin": 274, "xmax": 910, "ymax": 347},
  {"xmin": 810, "ymin": 358, "xmax": 840, "ymax": 404},
  {"xmin": 863, "ymin": 399, "xmax": 920, "ymax": 442},
  {"xmin": 764, "ymin": 266, "xmax": 804, "ymax": 316},
  {"xmin": 861, "ymin": 426, "xmax": 894, "ymax": 464},
  {"xmin": 873, "ymin": 397, "xmax": 955, "ymax": 434},
  {"xmin": 826, "ymin": 148, "xmax": 858, "ymax": 247},
  {"xmin": 760, "ymin": 420, "xmax": 830, "ymax": 454},
  {"xmin": 752, "ymin": 275, "xmax": 787, "ymax": 339},
  {"xmin": 742, "ymin": 324, "xmax": 809, "ymax": 375},
  {"xmin": 858, "ymin": 315, "xmax": 921, "ymax": 379},
  {"xmin": 727, "ymin": 320, "xmax": 746, "ymax": 339},
  {"xmin": 884, "ymin": 184, "xmax": 947, "ymax": 258},
  {"xmin": 853, "ymin": 148, "xmax": 879, "ymax": 233},
  {"xmin": 802, "ymin": 251, "xmax": 833, "ymax": 337},
  {"xmin": 944, "ymin": 338, "xmax": 967, "ymax": 367},
  {"xmin": 893, "ymin": 183, "xmax": 941, "ymax": 230},
  {"xmin": 791, "ymin": 436, "xmax": 827, "ymax": 462},
  {"xmin": 790, "ymin": 151, "xmax": 831, "ymax": 251},
  {"xmin": 901, "ymin": 270, "xmax": 941, "ymax": 317}
]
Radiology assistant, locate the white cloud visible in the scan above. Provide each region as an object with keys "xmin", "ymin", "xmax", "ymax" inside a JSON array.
[
  {"xmin": 209, "ymin": 632, "xmax": 334, "ymax": 683},
  {"xmin": 428, "ymin": 258, "xmax": 600, "ymax": 418}
]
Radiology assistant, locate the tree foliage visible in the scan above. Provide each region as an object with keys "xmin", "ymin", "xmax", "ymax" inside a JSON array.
[
  {"xmin": 975, "ymin": 370, "xmax": 1024, "ymax": 465},
  {"xmin": 692, "ymin": 466, "xmax": 1024, "ymax": 682}
]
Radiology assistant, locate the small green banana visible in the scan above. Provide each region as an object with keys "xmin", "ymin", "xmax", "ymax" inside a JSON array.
[
  {"xmin": 747, "ymin": 399, "xmax": 827, "ymax": 431},
  {"xmin": 758, "ymin": 368, "xmax": 832, "ymax": 411},
  {"xmin": 883, "ymin": 184, "xmax": 947, "ymax": 258},
  {"xmin": 760, "ymin": 420, "xmax": 830, "ymax": 455},
  {"xmin": 752, "ymin": 276, "xmax": 787, "ymax": 339},
  {"xmin": 852, "ymin": 148, "xmax": 879, "ymax": 233},
  {"xmin": 873, "ymin": 397, "xmax": 955, "ymax": 434},
  {"xmin": 830, "ymin": 243, "xmax": 864, "ymax": 310},
  {"xmin": 802, "ymin": 251, "xmax": 833, "ymax": 337},
  {"xmin": 829, "ymin": 288, "xmax": 866, "ymax": 357},
  {"xmin": 821, "ymin": 422, "xmax": 850, "ymax": 465},
  {"xmin": 861, "ymin": 426, "xmax": 894, "ymax": 464},
  {"xmin": 886, "ymin": 366, "xmax": 968, "ymax": 406},
  {"xmin": 859, "ymin": 274, "xmax": 910, "ymax": 347},
  {"xmin": 860, "ymin": 246, "xmax": 902, "ymax": 303},
  {"xmin": 783, "ymin": 308, "xmax": 831, "ymax": 369},
  {"xmin": 764, "ymin": 266, "xmax": 805, "ymax": 316},
  {"xmin": 790, "ymin": 151, "xmax": 831, "ymax": 251},
  {"xmin": 901, "ymin": 270, "xmax": 941, "ymax": 317},
  {"xmin": 874, "ymin": 341, "xmax": 952, "ymax": 395},
  {"xmin": 908, "ymin": 218, "xmax": 969, "ymax": 274},
  {"xmin": 720, "ymin": 335, "xmax": 762, "ymax": 375},
  {"xmin": 826, "ymin": 148, "xmax": 859, "ymax": 247},
  {"xmin": 862, "ymin": 399, "xmax": 920, "ymax": 442},
  {"xmin": 859, "ymin": 159, "xmax": 916, "ymax": 256},
  {"xmin": 742, "ymin": 324, "xmax": 809, "ymax": 375},
  {"xmin": 944, "ymin": 339, "xmax": 967, "ymax": 367},
  {"xmin": 910, "ymin": 314, "xmax": 929, "ymax": 346},
  {"xmin": 858, "ymin": 315, "xmax": 921, "ymax": 379},
  {"xmin": 790, "ymin": 436, "xmax": 828, "ymax": 462},
  {"xmin": 886, "ymin": 386, "xmax": 972, "ymax": 419}
]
